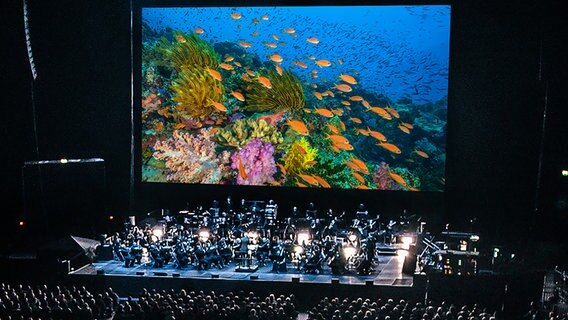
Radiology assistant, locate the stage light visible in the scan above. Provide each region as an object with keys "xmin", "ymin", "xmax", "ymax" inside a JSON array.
[
  {"xmin": 396, "ymin": 249, "xmax": 409, "ymax": 257},
  {"xmin": 562, "ymin": 169, "xmax": 568, "ymax": 176},
  {"xmin": 297, "ymin": 231, "xmax": 310, "ymax": 245},
  {"xmin": 18, "ymin": 220, "xmax": 25, "ymax": 227},
  {"xmin": 401, "ymin": 236, "xmax": 413, "ymax": 246},
  {"xmin": 109, "ymin": 215, "xmax": 114, "ymax": 220},
  {"xmin": 198, "ymin": 230, "xmax": 210, "ymax": 242},
  {"xmin": 247, "ymin": 231, "xmax": 259, "ymax": 239},
  {"xmin": 343, "ymin": 246, "xmax": 357, "ymax": 259},
  {"xmin": 293, "ymin": 245, "xmax": 304, "ymax": 254},
  {"xmin": 152, "ymin": 227, "xmax": 164, "ymax": 239},
  {"xmin": 60, "ymin": 158, "xmax": 68, "ymax": 164},
  {"xmin": 469, "ymin": 235, "xmax": 480, "ymax": 242}
]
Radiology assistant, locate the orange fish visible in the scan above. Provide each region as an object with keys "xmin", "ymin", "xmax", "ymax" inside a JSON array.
[
  {"xmin": 315, "ymin": 60, "xmax": 332, "ymax": 67},
  {"xmin": 219, "ymin": 63, "xmax": 234, "ymax": 70},
  {"xmin": 327, "ymin": 124, "xmax": 340, "ymax": 134},
  {"xmin": 210, "ymin": 100, "xmax": 227, "ymax": 112},
  {"xmin": 377, "ymin": 142, "xmax": 401, "ymax": 154},
  {"xmin": 263, "ymin": 42, "xmax": 278, "ymax": 48},
  {"xmin": 251, "ymin": 30, "xmax": 259, "ymax": 37},
  {"xmin": 339, "ymin": 74, "xmax": 357, "ymax": 85},
  {"xmin": 388, "ymin": 171, "xmax": 407, "ymax": 187},
  {"xmin": 312, "ymin": 91, "xmax": 323, "ymax": 100},
  {"xmin": 299, "ymin": 174, "xmax": 319, "ymax": 186},
  {"xmin": 296, "ymin": 182, "xmax": 308, "ymax": 188},
  {"xmin": 341, "ymin": 100, "xmax": 351, "ymax": 106},
  {"xmin": 367, "ymin": 129, "xmax": 387, "ymax": 142},
  {"xmin": 224, "ymin": 55, "xmax": 234, "ymax": 62},
  {"xmin": 338, "ymin": 59, "xmax": 344, "ymax": 65},
  {"xmin": 385, "ymin": 106, "xmax": 400, "ymax": 118},
  {"xmin": 252, "ymin": 18, "xmax": 260, "ymax": 25},
  {"xmin": 369, "ymin": 107, "xmax": 392, "ymax": 120},
  {"xmin": 259, "ymin": 110, "xmax": 286, "ymax": 125},
  {"xmin": 361, "ymin": 100, "xmax": 371, "ymax": 109},
  {"xmin": 276, "ymin": 163, "xmax": 287, "ymax": 175},
  {"xmin": 233, "ymin": 61, "xmax": 242, "ymax": 67},
  {"xmin": 175, "ymin": 34, "xmax": 187, "ymax": 43},
  {"xmin": 398, "ymin": 125, "xmax": 410, "ymax": 134},
  {"xmin": 356, "ymin": 185, "xmax": 370, "ymax": 190},
  {"xmin": 414, "ymin": 150, "xmax": 430, "ymax": 158},
  {"xmin": 338, "ymin": 120, "xmax": 346, "ymax": 131},
  {"xmin": 356, "ymin": 128, "xmax": 369, "ymax": 136},
  {"xmin": 283, "ymin": 28, "xmax": 295, "ymax": 34},
  {"xmin": 195, "ymin": 27, "xmax": 205, "ymax": 34},
  {"xmin": 296, "ymin": 144, "xmax": 307, "ymax": 155},
  {"xmin": 401, "ymin": 122, "xmax": 414, "ymax": 129},
  {"xmin": 334, "ymin": 142, "xmax": 353, "ymax": 151},
  {"xmin": 241, "ymin": 73, "xmax": 252, "ymax": 82},
  {"xmin": 349, "ymin": 95, "xmax": 364, "ymax": 101},
  {"xmin": 332, "ymin": 109, "xmax": 344, "ymax": 116},
  {"xmin": 286, "ymin": 119, "xmax": 309, "ymax": 135},
  {"xmin": 352, "ymin": 172, "xmax": 365, "ymax": 184},
  {"xmin": 231, "ymin": 12, "xmax": 242, "ymax": 20},
  {"xmin": 246, "ymin": 69, "xmax": 256, "ymax": 77},
  {"xmin": 327, "ymin": 134, "xmax": 349, "ymax": 144},
  {"xmin": 351, "ymin": 158, "xmax": 369, "ymax": 174},
  {"xmin": 239, "ymin": 41, "xmax": 252, "ymax": 48},
  {"xmin": 272, "ymin": 34, "xmax": 279, "ymax": 41},
  {"xmin": 305, "ymin": 160, "xmax": 317, "ymax": 166},
  {"xmin": 306, "ymin": 37, "xmax": 320, "ymax": 44},
  {"xmin": 293, "ymin": 60, "xmax": 308, "ymax": 68},
  {"xmin": 408, "ymin": 187, "xmax": 420, "ymax": 191},
  {"xmin": 313, "ymin": 175, "xmax": 331, "ymax": 188},
  {"xmin": 207, "ymin": 68, "xmax": 222, "ymax": 81},
  {"xmin": 330, "ymin": 145, "xmax": 340, "ymax": 153},
  {"xmin": 237, "ymin": 156, "xmax": 247, "ymax": 180},
  {"xmin": 261, "ymin": 15, "xmax": 269, "ymax": 20},
  {"xmin": 275, "ymin": 65, "xmax": 283, "ymax": 76},
  {"xmin": 349, "ymin": 117, "xmax": 362, "ymax": 124},
  {"xmin": 231, "ymin": 91, "xmax": 245, "ymax": 101},
  {"xmin": 325, "ymin": 90, "xmax": 335, "ymax": 97},
  {"xmin": 315, "ymin": 108, "xmax": 334, "ymax": 118},
  {"xmin": 270, "ymin": 53, "xmax": 283, "ymax": 63},
  {"xmin": 334, "ymin": 84, "xmax": 352, "ymax": 92},
  {"xmin": 257, "ymin": 76, "xmax": 272, "ymax": 89},
  {"xmin": 345, "ymin": 161, "xmax": 360, "ymax": 171}
]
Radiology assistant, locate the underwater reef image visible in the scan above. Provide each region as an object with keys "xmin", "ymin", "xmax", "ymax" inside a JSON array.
[{"xmin": 140, "ymin": 6, "xmax": 450, "ymax": 192}]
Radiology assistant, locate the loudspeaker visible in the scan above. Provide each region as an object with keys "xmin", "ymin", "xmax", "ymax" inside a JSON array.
[
  {"xmin": 211, "ymin": 274, "xmax": 219, "ymax": 279},
  {"xmin": 96, "ymin": 269, "xmax": 105, "ymax": 275},
  {"xmin": 136, "ymin": 271, "xmax": 145, "ymax": 276},
  {"xmin": 153, "ymin": 272, "xmax": 168, "ymax": 276},
  {"xmin": 331, "ymin": 279, "xmax": 339, "ymax": 285},
  {"xmin": 250, "ymin": 275, "xmax": 258, "ymax": 280},
  {"xmin": 365, "ymin": 280, "xmax": 374, "ymax": 286},
  {"xmin": 291, "ymin": 277, "xmax": 300, "ymax": 283},
  {"xmin": 22, "ymin": 160, "xmax": 106, "ymax": 248},
  {"xmin": 172, "ymin": 273, "xmax": 180, "ymax": 277}
]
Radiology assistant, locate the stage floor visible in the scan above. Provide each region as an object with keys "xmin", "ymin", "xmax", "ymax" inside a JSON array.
[{"xmin": 73, "ymin": 254, "xmax": 413, "ymax": 287}]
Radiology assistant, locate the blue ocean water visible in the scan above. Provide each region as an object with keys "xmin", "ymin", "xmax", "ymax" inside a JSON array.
[{"xmin": 142, "ymin": 5, "xmax": 450, "ymax": 104}]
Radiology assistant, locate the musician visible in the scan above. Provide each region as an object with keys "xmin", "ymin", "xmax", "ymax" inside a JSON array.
[
  {"xmin": 305, "ymin": 202, "xmax": 318, "ymax": 220},
  {"xmin": 269, "ymin": 236, "xmax": 287, "ymax": 272}
]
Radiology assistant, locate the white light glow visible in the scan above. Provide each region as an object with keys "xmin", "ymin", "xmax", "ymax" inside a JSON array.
[
  {"xmin": 297, "ymin": 232, "xmax": 310, "ymax": 245},
  {"xmin": 343, "ymin": 246, "xmax": 357, "ymax": 259},
  {"xmin": 396, "ymin": 249, "xmax": 409, "ymax": 257},
  {"xmin": 401, "ymin": 236, "xmax": 413, "ymax": 246},
  {"xmin": 152, "ymin": 228, "xmax": 164, "ymax": 239}
]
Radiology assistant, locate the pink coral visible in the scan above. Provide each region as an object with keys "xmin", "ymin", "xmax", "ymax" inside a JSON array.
[
  {"xmin": 230, "ymin": 138, "xmax": 276, "ymax": 185},
  {"xmin": 152, "ymin": 128, "xmax": 230, "ymax": 183},
  {"xmin": 372, "ymin": 162, "xmax": 400, "ymax": 190}
]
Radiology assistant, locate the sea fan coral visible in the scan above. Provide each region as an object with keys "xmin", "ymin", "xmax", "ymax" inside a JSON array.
[
  {"xmin": 282, "ymin": 137, "xmax": 317, "ymax": 176},
  {"xmin": 245, "ymin": 68, "xmax": 305, "ymax": 113},
  {"xmin": 372, "ymin": 161, "xmax": 399, "ymax": 190},
  {"xmin": 152, "ymin": 128, "xmax": 231, "ymax": 183},
  {"xmin": 216, "ymin": 118, "xmax": 283, "ymax": 148},
  {"xmin": 171, "ymin": 66, "xmax": 225, "ymax": 120},
  {"xmin": 163, "ymin": 32, "xmax": 220, "ymax": 70},
  {"xmin": 230, "ymin": 138, "xmax": 276, "ymax": 185}
]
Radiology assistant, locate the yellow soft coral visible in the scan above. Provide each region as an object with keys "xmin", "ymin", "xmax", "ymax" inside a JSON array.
[
  {"xmin": 216, "ymin": 119, "xmax": 284, "ymax": 148},
  {"xmin": 164, "ymin": 32, "xmax": 220, "ymax": 70},
  {"xmin": 171, "ymin": 66, "xmax": 225, "ymax": 120},
  {"xmin": 245, "ymin": 68, "xmax": 305, "ymax": 113},
  {"xmin": 283, "ymin": 137, "xmax": 317, "ymax": 176}
]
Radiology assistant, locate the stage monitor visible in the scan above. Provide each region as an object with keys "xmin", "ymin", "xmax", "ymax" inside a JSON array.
[{"xmin": 134, "ymin": 1, "xmax": 450, "ymax": 192}]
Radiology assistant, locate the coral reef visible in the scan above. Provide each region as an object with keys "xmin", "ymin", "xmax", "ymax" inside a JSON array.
[
  {"xmin": 282, "ymin": 137, "xmax": 317, "ymax": 176},
  {"xmin": 372, "ymin": 162, "xmax": 399, "ymax": 190},
  {"xmin": 216, "ymin": 118, "xmax": 283, "ymax": 148},
  {"xmin": 171, "ymin": 66, "xmax": 225, "ymax": 120},
  {"xmin": 230, "ymin": 138, "xmax": 276, "ymax": 185},
  {"xmin": 245, "ymin": 68, "xmax": 305, "ymax": 113},
  {"xmin": 152, "ymin": 128, "xmax": 231, "ymax": 183}
]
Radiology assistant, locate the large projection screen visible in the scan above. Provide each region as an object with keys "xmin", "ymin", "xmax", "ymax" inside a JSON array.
[{"xmin": 136, "ymin": 3, "xmax": 450, "ymax": 192}]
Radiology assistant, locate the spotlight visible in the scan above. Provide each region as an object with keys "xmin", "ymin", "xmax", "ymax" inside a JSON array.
[
  {"xmin": 18, "ymin": 220, "xmax": 25, "ymax": 227},
  {"xmin": 562, "ymin": 170, "xmax": 568, "ymax": 177},
  {"xmin": 198, "ymin": 229, "xmax": 210, "ymax": 242},
  {"xmin": 109, "ymin": 215, "xmax": 114, "ymax": 220},
  {"xmin": 401, "ymin": 236, "xmax": 413, "ymax": 246},
  {"xmin": 60, "ymin": 158, "xmax": 68, "ymax": 164},
  {"xmin": 293, "ymin": 245, "xmax": 304, "ymax": 255},
  {"xmin": 296, "ymin": 231, "xmax": 311, "ymax": 245},
  {"xmin": 348, "ymin": 234, "xmax": 358, "ymax": 242},
  {"xmin": 343, "ymin": 246, "xmax": 357, "ymax": 259},
  {"xmin": 152, "ymin": 227, "xmax": 164, "ymax": 239}
]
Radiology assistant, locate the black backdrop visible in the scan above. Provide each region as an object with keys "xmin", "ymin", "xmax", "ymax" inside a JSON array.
[{"xmin": 3, "ymin": 0, "xmax": 567, "ymax": 261}]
